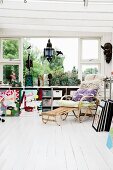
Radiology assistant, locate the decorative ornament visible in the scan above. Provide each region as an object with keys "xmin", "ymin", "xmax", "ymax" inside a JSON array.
[{"xmin": 101, "ymin": 43, "xmax": 112, "ymax": 64}]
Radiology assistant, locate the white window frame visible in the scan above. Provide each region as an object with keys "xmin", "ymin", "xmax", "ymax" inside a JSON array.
[
  {"xmin": 78, "ymin": 37, "xmax": 101, "ymax": 80},
  {"xmin": 0, "ymin": 38, "xmax": 23, "ymax": 85}
]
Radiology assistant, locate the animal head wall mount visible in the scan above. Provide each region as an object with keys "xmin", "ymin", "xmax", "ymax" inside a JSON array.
[{"xmin": 101, "ymin": 43, "xmax": 112, "ymax": 64}]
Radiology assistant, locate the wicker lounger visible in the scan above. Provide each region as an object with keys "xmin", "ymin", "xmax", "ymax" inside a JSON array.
[{"xmin": 41, "ymin": 106, "xmax": 78, "ymax": 126}]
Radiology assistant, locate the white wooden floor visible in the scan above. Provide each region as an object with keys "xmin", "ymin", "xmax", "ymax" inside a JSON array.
[{"xmin": 0, "ymin": 112, "xmax": 113, "ymax": 170}]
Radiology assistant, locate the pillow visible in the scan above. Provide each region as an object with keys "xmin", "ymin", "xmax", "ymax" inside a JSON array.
[
  {"xmin": 58, "ymin": 100, "xmax": 79, "ymax": 107},
  {"xmin": 80, "ymin": 80, "xmax": 101, "ymax": 89},
  {"xmin": 72, "ymin": 89, "xmax": 86, "ymax": 101},
  {"xmin": 84, "ymin": 89, "xmax": 97, "ymax": 101},
  {"xmin": 72, "ymin": 89, "xmax": 97, "ymax": 102}
]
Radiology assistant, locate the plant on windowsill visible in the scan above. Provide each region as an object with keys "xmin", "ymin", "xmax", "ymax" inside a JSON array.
[
  {"xmin": 11, "ymin": 81, "xmax": 22, "ymax": 87},
  {"xmin": 51, "ymin": 66, "xmax": 81, "ymax": 86}
]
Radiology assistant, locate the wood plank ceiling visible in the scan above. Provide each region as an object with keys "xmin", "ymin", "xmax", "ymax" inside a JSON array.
[{"xmin": 0, "ymin": 0, "xmax": 113, "ymax": 34}]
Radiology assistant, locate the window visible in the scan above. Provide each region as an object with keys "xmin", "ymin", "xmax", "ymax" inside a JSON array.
[
  {"xmin": 27, "ymin": 38, "xmax": 78, "ymax": 72},
  {"xmin": 0, "ymin": 38, "xmax": 23, "ymax": 85},
  {"xmin": 79, "ymin": 38, "xmax": 101, "ymax": 80},
  {"xmin": 0, "ymin": 37, "xmax": 101, "ymax": 86},
  {"xmin": 3, "ymin": 65, "xmax": 19, "ymax": 84},
  {"xmin": 24, "ymin": 38, "xmax": 79, "ymax": 86},
  {"xmin": 82, "ymin": 64, "xmax": 99, "ymax": 81},
  {"xmin": 81, "ymin": 39, "xmax": 99, "ymax": 60},
  {"xmin": 2, "ymin": 39, "xmax": 19, "ymax": 59}
]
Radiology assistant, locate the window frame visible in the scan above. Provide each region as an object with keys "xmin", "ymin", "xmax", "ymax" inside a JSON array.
[
  {"xmin": 0, "ymin": 37, "xmax": 101, "ymax": 86},
  {"xmin": 0, "ymin": 38, "xmax": 23, "ymax": 85},
  {"xmin": 78, "ymin": 37, "xmax": 101, "ymax": 80}
]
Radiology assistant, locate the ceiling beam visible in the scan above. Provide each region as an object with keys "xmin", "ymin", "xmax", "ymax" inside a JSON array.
[
  {"xmin": 0, "ymin": 17, "xmax": 113, "ymax": 27},
  {"xmin": 0, "ymin": 1, "xmax": 113, "ymax": 34},
  {"xmin": 0, "ymin": 23, "xmax": 113, "ymax": 32},
  {"xmin": 1, "ymin": 2, "xmax": 113, "ymax": 13},
  {"xmin": 0, "ymin": 9, "xmax": 113, "ymax": 21}
]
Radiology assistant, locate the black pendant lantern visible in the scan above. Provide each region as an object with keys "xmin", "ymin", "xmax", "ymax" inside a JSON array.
[{"xmin": 44, "ymin": 39, "xmax": 54, "ymax": 62}]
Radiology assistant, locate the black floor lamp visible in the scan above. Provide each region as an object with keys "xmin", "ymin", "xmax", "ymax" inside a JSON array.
[{"xmin": 25, "ymin": 45, "xmax": 33, "ymax": 86}]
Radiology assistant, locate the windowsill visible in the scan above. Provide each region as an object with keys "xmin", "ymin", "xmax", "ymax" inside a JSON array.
[{"xmin": 0, "ymin": 85, "xmax": 80, "ymax": 89}]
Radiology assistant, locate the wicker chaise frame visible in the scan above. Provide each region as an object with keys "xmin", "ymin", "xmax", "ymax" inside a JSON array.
[{"xmin": 41, "ymin": 95, "xmax": 99, "ymax": 126}]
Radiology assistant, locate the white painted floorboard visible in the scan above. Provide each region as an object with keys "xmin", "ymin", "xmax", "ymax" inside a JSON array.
[{"xmin": 0, "ymin": 112, "xmax": 113, "ymax": 170}]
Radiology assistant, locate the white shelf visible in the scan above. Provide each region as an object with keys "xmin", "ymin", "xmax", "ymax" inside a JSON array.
[{"xmin": 41, "ymin": 86, "xmax": 79, "ymax": 111}]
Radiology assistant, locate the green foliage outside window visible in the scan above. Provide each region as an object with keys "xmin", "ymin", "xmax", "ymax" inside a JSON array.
[
  {"xmin": 3, "ymin": 39, "xmax": 19, "ymax": 59},
  {"xmin": 2, "ymin": 39, "xmax": 19, "ymax": 84},
  {"xmin": 23, "ymin": 39, "xmax": 81, "ymax": 86},
  {"xmin": 51, "ymin": 67, "xmax": 81, "ymax": 86},
  {"xmin": 3, "ymin": 65, "xmax": 19, "ymax": 84},
  {"xmin": 82, "ymin": 67, "xmax": 98, "ymax": 81}
]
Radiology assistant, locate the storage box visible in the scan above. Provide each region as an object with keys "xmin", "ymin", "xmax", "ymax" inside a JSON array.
[
  {"xmin": 42, "ymin": 90, "xmax": 51, "ymax": 97},
  {"xmin": 53, "ymin": 90, "xmax": 62, "ymax": 97},
  {"xmin": 70, "ymin": 90, "xmax": 77, "ymax": 96},
  {"xmin": 42, "ymin": 99, "xmax": 52, "ymax": 106},
  {"xmin": 53, "ymin": 100, "xmax": 60, "ymax": 107}
]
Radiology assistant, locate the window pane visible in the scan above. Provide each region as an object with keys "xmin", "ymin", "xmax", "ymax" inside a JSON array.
[
  {"xmin": 27, "ymin": 38, "xmax": 78, "ymax": 71},
  {"xmin": 24, "ymin": 38, "xmax": 80, "ymax": 86},
  {"xmin": 3, "ymin": 65, "xmax": 19, "ymax": 84},
  {"xmin": 82, "ymin": 65, "xmax": 99, "ymax": 81},
  {"xmin": 82, "ymin": 39, "xmax": 99, "ymax": 60},
  {"xmin": 2, "ymin": 39, "xmax": 19, "ymax": 59}
]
